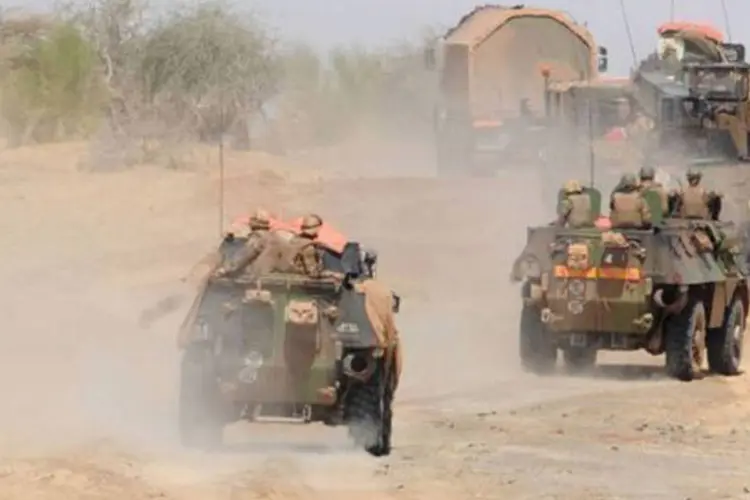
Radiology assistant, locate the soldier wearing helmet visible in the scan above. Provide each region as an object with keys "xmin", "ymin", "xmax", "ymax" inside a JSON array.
[
  {"xmin": 557, "ymin": 179, "xmax": 594, "ymax": 228},
  {"xmin": 672, "ymin": 168, "xmax": 721, "ymax": 220},
  {"xmin": 290, "ymin": 213, "xmax": 326, "ymax": 278},
  {"xmin": 213, "ymin": 208, "xmax": 273, "ymax": 278},
  {"xmin": 637, "ymin": 165, "xmax": 669, "ymax": 215},
  {"xmin": 610, "ymin": 173, "xmax": 652, "ymax": 228}
]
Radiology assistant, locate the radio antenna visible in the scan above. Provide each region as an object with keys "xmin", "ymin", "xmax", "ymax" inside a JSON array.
[
  {"xmin": 618, "ymin": 0, "xmax": 638, "ymax": 67},
  {"xmin": 218, "ymin": 92, "xmax": 226, "ymax": 238},
  {"xmin": 720, "ymin": 0, "xmax": 733, "ymax": 42},
  {"xmin": 587, "ymin": 94, "xmax": 595, "ymax": 188}
]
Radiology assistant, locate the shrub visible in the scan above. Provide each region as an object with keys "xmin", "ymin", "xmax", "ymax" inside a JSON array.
[{"xmin": 0, "ymin": 17, "xmax": 105, "ymax": 144}]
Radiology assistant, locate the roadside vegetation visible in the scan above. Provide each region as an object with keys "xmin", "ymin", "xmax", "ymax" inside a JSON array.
[{"xmin": 0, "ymin": 0, "xmax": 439, "ymax": 167}]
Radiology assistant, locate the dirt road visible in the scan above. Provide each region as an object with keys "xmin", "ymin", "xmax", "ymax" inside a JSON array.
[{"xmin": 1, "ymin": 141, "xmax": 750, "ymax": 499}]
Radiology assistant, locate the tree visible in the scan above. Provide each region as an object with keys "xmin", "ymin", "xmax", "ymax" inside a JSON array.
[
  {"xmin": 0, "ymin": 16, "xmax": 105, "ymax": 145},
  {"xmin": 140, "ymin": 1, "xmax": 280, "ymax": 145}
]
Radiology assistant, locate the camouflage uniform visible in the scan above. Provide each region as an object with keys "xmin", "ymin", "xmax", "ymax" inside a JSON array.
[
  {"xmin": 214, "ymin": 209, "xmax": 273, "ymax": 278},
  {"xmin": 674, "ymin": 168, "xmax": 719, "ymax": 220},
  {"xmin": 290, "ymin": 214, "xmax": 325, "ymax": 278},
  {"xmin": 610, "ymin": 173, "xmax": 652, "ymax": 228},
  {"xmin": 637, "ymin": 165, "xmax": 669, "ymax": 214},
  {"xmin": 557, "ymin": 180, "xmax": 594, "ymax": 228}
]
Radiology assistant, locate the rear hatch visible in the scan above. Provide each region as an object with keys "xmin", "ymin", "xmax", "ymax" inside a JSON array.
[
  {"xmin": 210, "ymin": 275, "xmax": 340, "ymax": 404},
  {"xmin": 547, "ymin": 232, "xmax": 652, "ymax": 333}
]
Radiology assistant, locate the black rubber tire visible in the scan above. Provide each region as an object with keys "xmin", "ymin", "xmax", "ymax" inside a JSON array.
[
  {"xmin": 707, "ymin": 296, "xmax": 745, "ymax": 375},
  {"xmin": 178, "ymin": 345, "xmax": 225, "ymax": 449},
  {"xmin": 562, "ymin": 347, "xmax": 597, "ymax": 374},
  {"xmin": 664, "ymin": 299, "xmax": 705, "ymax": 382},
  {"xmin": 345, "ymin": 363, "xmax": 393, "ymax": 457},
  {"xmin": 519, "ymin": 304, "xmax": 557, "ymax": 375}
]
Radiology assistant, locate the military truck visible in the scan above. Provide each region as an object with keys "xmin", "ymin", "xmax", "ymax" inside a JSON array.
[
  {"xmin": 629, "ymin": 22, "xmax": 750, "ymax": 164},
  {"xmin": 511, "ymin": 188, "xmax": 748, "ymax": 381},
  {"xmin": 424, "ymin": 4, "xmax": 609, "ymax": 176},
  {"xmin": 177, "ymin": 229, "xmax": 402, "ymax": 456}
]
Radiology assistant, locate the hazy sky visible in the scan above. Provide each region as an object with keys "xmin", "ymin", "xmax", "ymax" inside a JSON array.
[{"xmin": 5, "ymin": 0, "xmax": 748, "ymax": 75}]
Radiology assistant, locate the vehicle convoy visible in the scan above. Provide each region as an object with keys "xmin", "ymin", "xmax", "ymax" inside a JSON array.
[
  {"xmin": 425, "ymin": 4, "xmax": 609, "ymax": 176},
  {"xmin": 177, "ymin": 217, "xmax": 402, "ymax": 456},
  {"xmin": 511, "ymin": 186, "xmax": 749, "ymax": 381}
]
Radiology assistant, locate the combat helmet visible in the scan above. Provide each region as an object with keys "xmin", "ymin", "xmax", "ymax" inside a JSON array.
[
  {"xmin": 619, "ymin": 173, "xmax": 638, "ymax": 189},
  {"xmin": 300, "ymin": 213, "xmax": 323, "ymax": 237},
  {"xmin": 249, "ymin": 208, "xmax": 271, "ymax": 230},
  {"xmin": 563, "ymin": 179, "xmax": 583, "ymax": 194},
  {"xmin": 638, "ymin": 165, "xmax": 655, "ymax": 181},
  {"xmin": 686, "ymin": 167, "xmax": 702, "ymax": 183}
]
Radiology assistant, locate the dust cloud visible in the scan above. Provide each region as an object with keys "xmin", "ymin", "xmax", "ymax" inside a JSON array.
[{"xmin": 2, "ymin": 6, "xmax": 750, "ymax": 497}]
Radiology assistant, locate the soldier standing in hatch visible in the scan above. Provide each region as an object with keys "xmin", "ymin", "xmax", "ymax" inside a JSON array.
[
  {"xmin": 557, "ymin": 180, "xmax": 594, "ymax": 228},
  {"xmin": 637, "ymin": 165, "xmax": 669, "ymax": 215},
  {"xmin": 213, "ymin": 209, "xmax": 273, "ymax": 278},
  {"xmin": 290, "ymin": 214, "xmax": 346, "ymax": 280},
  {"xmin": 610, "ymin": 173, "xmax": 652, "ymax": 229},
  {"xmin": 672, "ymin": 168, "xmax": 721, "ymax": 220}
]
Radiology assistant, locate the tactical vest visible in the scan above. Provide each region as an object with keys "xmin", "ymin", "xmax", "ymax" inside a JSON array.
[
  {"xmin": 566, "ymin": 193, "xmax": 593, "ymax": 228},
  {"xmin": 611, "ymin": 192, "xmax": 644, "ymax": 227},
  {"xmin": 679, "ymin": 186, "xmax": 709, "ymax": 219}
]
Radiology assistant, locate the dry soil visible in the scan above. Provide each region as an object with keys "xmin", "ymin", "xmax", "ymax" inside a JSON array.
[{"xmin": 1, "ymin": 139, "xmax": 750, "ymax": 500}]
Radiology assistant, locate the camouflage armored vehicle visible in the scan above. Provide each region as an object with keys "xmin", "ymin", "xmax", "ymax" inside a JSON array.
[
  {"xmin": 177, "ymin": 227, "xmax": 402, "ymax": 456},
  {"xmin": 511, "ymin": 187, "xmax": 748, "ymax": 381}
]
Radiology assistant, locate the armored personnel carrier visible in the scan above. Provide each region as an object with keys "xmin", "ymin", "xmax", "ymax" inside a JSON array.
[
  {"xmin": 177, "ymin": 223, "xmax": 402, "ymax": 456},
  {"xmin": 511, "ymin": 187, "xmax": 748, "ymax": 381}
]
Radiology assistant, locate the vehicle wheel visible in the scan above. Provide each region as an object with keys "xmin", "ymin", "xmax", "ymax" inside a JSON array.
[
  {"xmin": 707, "ymin": 296, "xmax": 745, "ymax": 375},
  {"xmin": 519, "ymin": 304, "xmax": 557, "ymax": 374},
  {"xmin": 345, "ymin": 362, "xmax": 393, "ymax": 457},
  {"xmin": 664, "ymin": 299, "xmax": 707, "ymax": 381},
  {"xmin": 179, "ymin": 345, "xmax": 225, "ymax": 449},
  {"xmin": 562, "ymin": 347, "xmax": 597, "ymax": 373}
]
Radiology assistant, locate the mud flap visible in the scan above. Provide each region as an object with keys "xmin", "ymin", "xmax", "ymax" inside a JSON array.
[{"xmin": 333, "ymin": 288, "xmax": 380, "ymax": 348}]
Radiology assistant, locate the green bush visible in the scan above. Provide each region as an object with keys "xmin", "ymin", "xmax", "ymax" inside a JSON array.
[
  {"xmin": 0, "ymin": 19, "xmax": 105, "ymax": 144},
  {"xmin": 0, "ymin": 1, "xmax": 439, "ymax": 152}
]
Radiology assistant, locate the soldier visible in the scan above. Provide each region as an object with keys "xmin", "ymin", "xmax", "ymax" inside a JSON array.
[
  {"xmin": 610, "ymin": 173, "xmax": 652, "ymax": 229},
  {"xmin": 557, "ymin": 179, "xmax": 594, "ymax": 228},
  {"xmin": 213, "ymin": 209, "xmax": 273, "ymax": 278},
  {"xmin": 290, "ymin": 213, "xmax": 326, "ymax": 278},
  {"xmin": 638, "ymin": 165, "xmax": 669, "ymax": 215},
  {"xmin": 673, "ymin": 168, "xmax": 721, "ymax": 220}
]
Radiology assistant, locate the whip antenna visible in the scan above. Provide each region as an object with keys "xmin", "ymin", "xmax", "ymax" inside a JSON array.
[
  {"xmin": 218, "ymin": 90, "xmax": 226, "ymax": 239},
  {"xmin": 720, "ymin": 0, "xmax": 733, "ymax": 42},
  {"xmin": 618, "ymin": 0, "xmax": 638, "ymax": 68}
]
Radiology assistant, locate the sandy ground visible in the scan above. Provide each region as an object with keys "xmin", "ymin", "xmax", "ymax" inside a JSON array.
[{"xmin": 1, "ymin": 139, "xmax": 750, "ymax": 500}]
